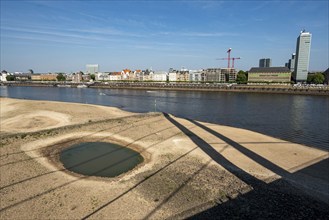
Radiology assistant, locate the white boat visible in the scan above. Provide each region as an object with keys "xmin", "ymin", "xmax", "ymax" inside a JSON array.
[
  {"xmin": 57, "ymin": 84, "xmax": 71, "ymax": 88},
  {"xmin": 77, "ymin": 84, "xmax": 87, "ymax": 88}
]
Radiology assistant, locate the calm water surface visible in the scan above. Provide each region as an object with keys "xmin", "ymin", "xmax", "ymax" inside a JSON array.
[
  {"xmin": 1, "ymin": 86, "xmax": 328, "ymax": 150},
  {"xmin": 60, "ymin": 142, "xmax": 143, "ymax": 177}
]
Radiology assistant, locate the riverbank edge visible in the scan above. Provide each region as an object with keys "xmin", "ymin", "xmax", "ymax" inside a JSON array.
[{"xmin": 1, "ymin": 82, "xmax": 328, "ymax": 96}]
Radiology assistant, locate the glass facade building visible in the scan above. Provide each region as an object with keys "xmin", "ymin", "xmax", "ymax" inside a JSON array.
[
  {"xmin": 86, "ymin": 64, "xmax": 99, "ymax": 75},
  {"xmin": 259, "ymin": 58, "xmax": 272, "ymax": 68},
  {"xmin": 294, "ymin": 30, "xmax": 311, "ymax": 82}
]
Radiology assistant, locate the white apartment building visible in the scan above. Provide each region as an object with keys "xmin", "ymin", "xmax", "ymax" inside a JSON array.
[
  {"xmin": 152, "ymin": 71, "xmax": 167, "ymax": 81},
  {"xmin": 96, "ymin": 72, "xmax": 111, "ymax": 81},
  {"xmin": 168, "ymin": 72, "xmax": 177, "ymax": 81},
  {"xmin": 189, "ymin": 70, "xmax": 203, "ymax": 82}
]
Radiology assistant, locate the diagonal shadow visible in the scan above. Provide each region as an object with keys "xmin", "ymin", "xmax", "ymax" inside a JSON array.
[
  {"xmin": 144, "ymin": 145, "xmax": 230, "ymax": 219},
  {"xmin": 186, "ymin": 119, "xmax": 292, "ymax": 179},
  {"xmin": 162, "ymin": 114, "xmax": 329, "ymax": 219},
  {"xmin": 186, "ymin": 118, "xmax": 329, "ymax": 199},
  {"xmin": 163, "ymin": 113, "xmax": 264, "ymax": 187},
  {"xmin": 188, "ymin": 175, "xmax": 329, "ymax": 219}
]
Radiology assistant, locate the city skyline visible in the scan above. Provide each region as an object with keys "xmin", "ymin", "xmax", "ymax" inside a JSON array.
[{"xmin": 1, "ymin": 1, "xmax": 328, "ymax": 73}]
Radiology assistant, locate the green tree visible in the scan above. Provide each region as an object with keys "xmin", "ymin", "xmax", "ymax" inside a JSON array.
[
  {"xmin": 236, "ymin": 70, "xmax": 247, "ymax": 84},
  {"xmin": 6, "ymin": 75, "xmax": 15, "ymax": 81},
  {"xmin": 56, "ymin": 73, "xmax": 66, "ymax": 81},
  {"xmin": 307, "ymin": 73, "xmax": 324, "ymax": 84},
  {"xmin": 28, "ymin": 69, "xmax": 34, "ymax": 74},
  {"xmin": 90, "ymin": 74, "xmax": 95, "ymax": 81},
  {"xmin": 313, "ymin": 73, "xmax": 325, "ymax": 84},
  {"xmin": 307, "ymin": 75, "xmax": 314, "ymax": 83}
]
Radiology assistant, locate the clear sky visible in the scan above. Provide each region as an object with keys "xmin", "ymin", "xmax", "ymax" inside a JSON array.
[{"xmin": 1, "ymin": 0, "xmax": 328, "ymax": 73}]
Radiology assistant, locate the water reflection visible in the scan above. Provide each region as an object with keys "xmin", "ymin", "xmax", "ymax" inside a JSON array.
[{"xmin": 0, "ymin": 86, "xmax": 8, "ymax": 97}]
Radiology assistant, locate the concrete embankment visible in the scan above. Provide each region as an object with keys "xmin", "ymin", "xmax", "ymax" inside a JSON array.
[{"xmin": 1, "ymin": 81, "xmax": 329, "ymax": 96}]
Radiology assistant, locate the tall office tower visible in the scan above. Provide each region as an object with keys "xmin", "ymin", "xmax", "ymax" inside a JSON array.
[
  {"xmin": 259, "ymin": 58, "xmax": 272, "ymax": 68},
  {"xmin": 86, "ymin": 64, "xmax": 99, "ymax": 74},
  {"xmin": 290, "ymin": 53, "xmax": 296, "ymax": 72},
  {"xmin": 294, "ymin": 30, "xmax": 311, "ymax": 82}
]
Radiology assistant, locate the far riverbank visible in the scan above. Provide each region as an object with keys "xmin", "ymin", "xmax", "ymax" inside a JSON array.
[{"xmin": 1, "ymin": 81, "xmax": 329, "ymax": 96}]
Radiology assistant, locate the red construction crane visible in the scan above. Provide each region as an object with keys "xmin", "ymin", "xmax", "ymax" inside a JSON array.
[
  {"xmin": 217, "ymin": 48, "xmax": 241, "ymax": 68},
  {"xmin": 227, "ymin": 48, "xmax": 231, "ymax": 68},
  {"xmin": 231, "ymin": 57, "xmax": 241, "ymax": 68}
]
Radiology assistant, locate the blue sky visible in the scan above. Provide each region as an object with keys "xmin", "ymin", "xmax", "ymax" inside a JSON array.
[{"xmin": 1, "ymin": 0, "xmax": 328, "ymax": 73}]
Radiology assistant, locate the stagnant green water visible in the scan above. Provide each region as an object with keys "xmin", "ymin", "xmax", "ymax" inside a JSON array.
[{"xmin": 60, "ymin": 142, "xmax": 144, "ymax": 177}]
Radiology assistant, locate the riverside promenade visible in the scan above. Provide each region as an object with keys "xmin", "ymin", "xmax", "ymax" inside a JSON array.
[{"xmin": 1, "ymin": 81, "xmax": 329, "ymax": 96}]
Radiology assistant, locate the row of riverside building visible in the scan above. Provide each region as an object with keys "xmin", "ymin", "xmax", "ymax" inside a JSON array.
[
  {"xmin": 0, "ymin": 68, "xmax": 238, "ymax": 83},
  {"xmin": 94, "ymin": 68, "xmax": 237, "ymax": 82},
  {"xmin": 2, "ymin": 67, "xmax": 328, "ymax": 84}
]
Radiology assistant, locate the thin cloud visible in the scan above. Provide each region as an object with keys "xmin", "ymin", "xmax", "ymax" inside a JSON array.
[
  {"xmin": 2, "ymin": 26, "xmax": 107, "ymax": 41},
  {"xmin": 156, "ymin": 31, "xmax": 239, "ymax": 37},
  {"xmin": 183, "ymin": 1, "xmax": 225, "ymax": 10},
  {"xmin": 2, "ymin": 34, "xmax": 87, "ymax": 46},
  {"xmin": 1, "ymin": 25, "xmax": 144, "ymax": 42},
  {"xmin": 249, "ymin": 1, "xmax": 271, "ymax": 11},
  {"xmin": 200, "ymin": 1, "xmax": 225, "ymax": 10},
  {"xmin": 181, "ymin": 32, "xmax": 239, "ymax": 37}
]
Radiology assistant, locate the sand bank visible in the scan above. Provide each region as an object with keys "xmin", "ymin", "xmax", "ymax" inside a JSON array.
[{"xmin": 0, "ymin": 98, "xmax": 328, "ymax": 219}]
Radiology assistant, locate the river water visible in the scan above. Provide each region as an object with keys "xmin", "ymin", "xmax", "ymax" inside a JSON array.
[{"xmin": 1, "ymin": 86, "xmax": 328, "ymax": 150}]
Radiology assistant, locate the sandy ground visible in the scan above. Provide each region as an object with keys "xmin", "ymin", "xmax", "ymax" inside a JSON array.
[
  {"xmin": 0, "ymin": 98, "xmax": 135, "ymax": 134},
  {"xmin": 0, "ymin": 97, "xmax": 328, "ymax": 219}
]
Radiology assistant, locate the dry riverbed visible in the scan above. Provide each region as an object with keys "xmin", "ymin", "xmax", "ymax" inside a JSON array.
[{"xmin": 0, "ymin": 97, "xmax": 328, "ymax": 219}]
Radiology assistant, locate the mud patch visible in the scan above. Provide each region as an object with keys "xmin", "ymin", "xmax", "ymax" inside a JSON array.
[{"xmin": 1, "ymin": 111, "xmax": 71, "ymax": 132}]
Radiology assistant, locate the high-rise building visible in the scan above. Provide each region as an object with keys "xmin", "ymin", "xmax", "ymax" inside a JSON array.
[
  {"xmin": 285, "ymin": 53, "xmax": 296, "ymax": 72},
  {"xmin": 86, "ymin": 64, "xmax": 99, "ymax": 75},
  {"xmin": 294, "ymin": 30, "xmax": 311, "ymax": 82},
  {"xmin": 290, "ymin": 53, "xmax": 296, "ymax": 73},
  {"xmin": 259, "ymin": 58, "xmax": 272, "ymax": 68}
]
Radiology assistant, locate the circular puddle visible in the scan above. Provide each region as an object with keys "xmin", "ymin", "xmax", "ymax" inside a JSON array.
[{"xmin": 60, "ymin": 142, "xmax": 144, "ymax": 177}]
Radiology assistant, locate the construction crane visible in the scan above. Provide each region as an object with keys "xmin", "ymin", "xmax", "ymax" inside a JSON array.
[
  {"xmin": 217, "ymin": 48, "xmax": 241, "ymax": 68},
  {"xmin": 231, "ymin": 57, "xmax": 241, "ymax": 68},
  {"xmin": 227, "ymin": 48, "xmax": 231, "ymax": 68}
]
